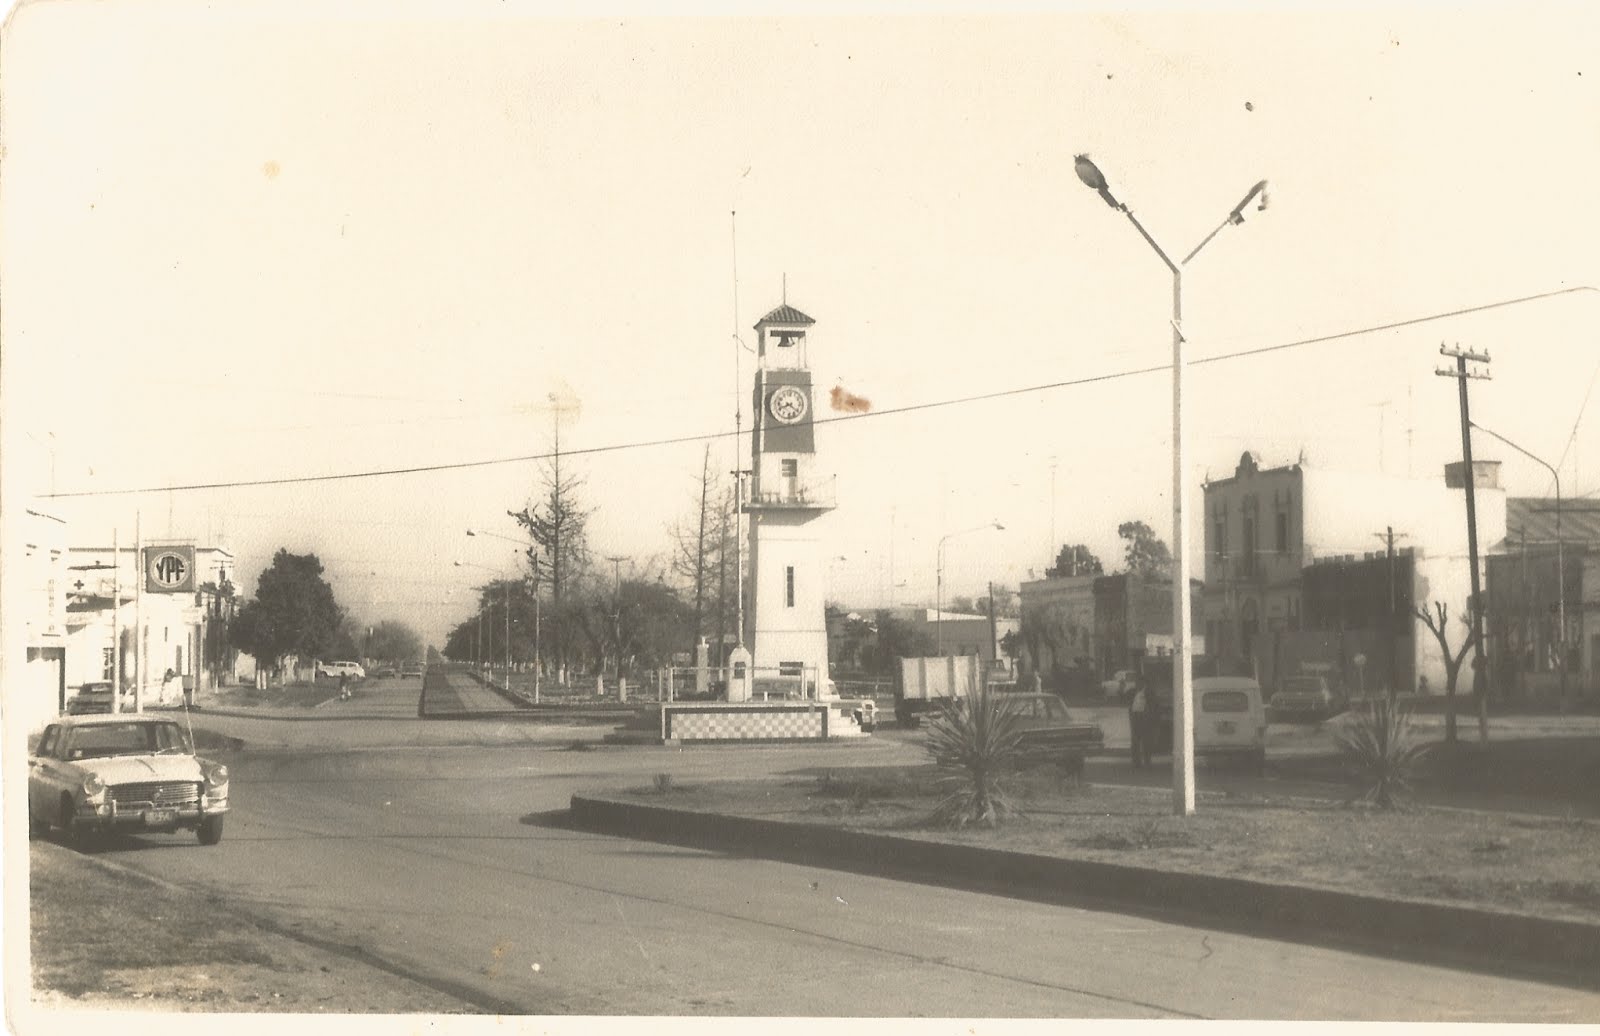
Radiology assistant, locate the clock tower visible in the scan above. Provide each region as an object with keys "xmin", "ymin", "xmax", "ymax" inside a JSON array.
[{"xmin": 745, "ymin": 302, "xmax": 835, "ymax": 697}]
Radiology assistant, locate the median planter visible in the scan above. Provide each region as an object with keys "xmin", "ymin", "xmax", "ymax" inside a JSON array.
[{"xmin": 568, "ymin": 793, "xmax": 1600, "ymax": 991}]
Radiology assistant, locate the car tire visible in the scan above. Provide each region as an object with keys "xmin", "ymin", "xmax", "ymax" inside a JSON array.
[
  {"xmin": 60, "ymin": 795, "xmax": 92, "ymax": 851},
  {"xmin": 197, "ymin": 816, "xmax": 225, "ymax": 846}
]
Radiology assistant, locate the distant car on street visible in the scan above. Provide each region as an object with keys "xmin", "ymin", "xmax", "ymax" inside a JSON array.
[
  {"xmin": 65, "ymin": 681, "xmax": 124, "ymax": 715},
  {"xmin": 28, "ymin": 714, "xmax": 230, "ymax": 847},
  {"xmin": 372, "ymin": 665, "xmax": 398, "ymax": 679},
  {"xmin": 1100, "ymin": 669, "xmax": 1140, "ymax": 701},
  {"xmin": 316, "ymin": 660, "xmax": 365, "ymax": 679},
  {"xmin": 1269, "ymin": 675, "xmax": 1343, "ymax": 721},
  {"xmin": 401, "ymin": 662, "xmax": 424, "ymax": 679}
]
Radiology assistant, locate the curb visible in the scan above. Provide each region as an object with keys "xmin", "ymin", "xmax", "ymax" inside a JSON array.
[{"xmin": 568, "ymin": 794, "xmax": 1600, "ymax": 992}]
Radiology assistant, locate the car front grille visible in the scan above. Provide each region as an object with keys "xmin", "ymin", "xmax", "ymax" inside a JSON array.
[{"xmin": 108, "ymin": 781, "xmax": 202, "ymax": 809}]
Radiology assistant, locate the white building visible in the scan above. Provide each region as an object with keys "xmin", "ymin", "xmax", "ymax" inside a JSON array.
[
  {"xmin": 65, "ymin": 543, "xmax": 238, "ymax": 706},
  {"xmin": 1201, "ymin": 451, "xmax": 1506, "ymax": 695}
]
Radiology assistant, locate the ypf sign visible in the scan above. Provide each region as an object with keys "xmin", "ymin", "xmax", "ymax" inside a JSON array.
[{"xmin": 144, "ymin": 545, "xmax": 196, "ymax": 594}]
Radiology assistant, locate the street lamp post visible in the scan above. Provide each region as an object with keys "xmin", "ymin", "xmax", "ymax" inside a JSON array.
[
  {"xmin": 455, "ymin": 558, "xmax": 513, "ymax": 690},
  {"xmin": 1074, "ymin": 153, "xmax": 1269, "ymax": 817},
  {"xmin": 936, "ymin": 523, "xmax": 1005, "ymax": 655},
  {"xmin": 468, "ymin": 528, "xmax": 532, "ymax": 693},
  {"xmin": 1471, "ymin": 422, "xmax": 1566, "ymax": 707}
]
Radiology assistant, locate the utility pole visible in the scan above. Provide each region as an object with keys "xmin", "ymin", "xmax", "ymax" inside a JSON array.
[
  {"xmin": 1372, "ymin": 526, "xmax": 1409, "ymax": 701},
  {"xmin": 1436, "ymin": 344, "xmax": 1492, "ymax": 743}
]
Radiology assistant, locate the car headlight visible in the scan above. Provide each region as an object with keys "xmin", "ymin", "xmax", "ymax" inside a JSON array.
[
  {"xmin": 82, "ymin": 774, "xmax": 106, "ymax": 799},
  {"xmin": 205, "ymin": 764, "xmax": 229, "ymax": 787}
]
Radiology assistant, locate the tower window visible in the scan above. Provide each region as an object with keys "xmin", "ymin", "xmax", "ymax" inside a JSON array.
[
  {"xmin": 781, "ymin": 459, "xmax": 798, "ymax": 478},
  {"xmin": 785, "ymin": 566, "xmax": 795, "ymax": 607},
  {"xmin": 1276, "ymin": 512, "xmax": 1288, "ymax": 554}
]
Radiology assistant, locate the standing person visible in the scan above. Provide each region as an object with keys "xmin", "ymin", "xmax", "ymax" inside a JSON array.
[
  {"xmin": 1128, "ymin": 683, "xmax": 1149, "ymax": 768},
  {"xmin": 338, "ymin": 672, "xmax": 350, "ymax": 701}
]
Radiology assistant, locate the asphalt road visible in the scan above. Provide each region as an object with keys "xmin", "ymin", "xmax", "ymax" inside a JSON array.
[{"xmin": 49, "ymin": 678, "xmax": 1600, "ymax": 1020}]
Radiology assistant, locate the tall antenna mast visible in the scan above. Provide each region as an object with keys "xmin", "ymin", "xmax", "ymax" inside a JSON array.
[{"xmin": 732, "ymin": 210, "xmax": 747, "ymax": 649}]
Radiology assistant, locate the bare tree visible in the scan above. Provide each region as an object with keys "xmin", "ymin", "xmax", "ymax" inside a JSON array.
[
  {"xmin": 668, "ymin": 446, "xmax": 720, "ymax": 651},
  {"xmin": 509, "ymin": 413, "xmax": 593, "ymax": 679},
  {"xmin": 1414, "ymin": 600, "xmax": 1480, "ymax": 745}
]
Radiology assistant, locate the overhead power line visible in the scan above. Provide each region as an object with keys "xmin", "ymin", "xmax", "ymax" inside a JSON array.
[{"xmin": 41, "ymin": 285, "xmax": 1598, "ymax": 500}]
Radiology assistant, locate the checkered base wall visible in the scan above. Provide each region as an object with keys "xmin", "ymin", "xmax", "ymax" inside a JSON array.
[{"xmin": 664, "ymin": 705, "xmax": 827, "ymax": 742}]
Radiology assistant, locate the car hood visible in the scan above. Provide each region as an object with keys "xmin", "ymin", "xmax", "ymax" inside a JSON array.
[{"xmin": 79, "ymin": 754, "xmax": 209, "ymax": 784}]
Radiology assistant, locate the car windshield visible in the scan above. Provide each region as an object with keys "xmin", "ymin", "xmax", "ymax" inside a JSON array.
[{"xmin": 61, "ymin": 722, "xmax": 191, "ymax": 760}]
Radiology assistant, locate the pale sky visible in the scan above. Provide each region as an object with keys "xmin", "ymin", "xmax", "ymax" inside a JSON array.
[{"xmin": 5, "ymin": 1, "xmax": 1599, "ymax": 648}]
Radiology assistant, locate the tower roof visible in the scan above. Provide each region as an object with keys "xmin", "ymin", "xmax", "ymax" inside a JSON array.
[{"xmin": 755, "ymin": 304, "xmax": 815, "ymax": 328}]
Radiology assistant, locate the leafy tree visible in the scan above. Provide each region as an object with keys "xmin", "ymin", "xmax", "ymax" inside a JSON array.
[
  {"xmin": 950, "ymin": 595, "xmax": 977, "ymax": 615},
  {"xmin": 975, "ymin": 585, "xmax": 1020, "ymax": 619},
  {"xmin": 368, "ymin": 620, "xmax": 424, "ymax": 663},
  {"xmin": 1018, "ymin": 601, "xmax": 1089, "ymax": 682},
  {"xmin": 573, "ymin": 574, "xmax": 694, "ymax": 676},
  {"xmin": 1118, "ymin": 520, "xmax": 1173, "ymax": 579},
  {"xmin": 998, "ymin": 627, "xmax": 1021, "ymax": 661},
  {"xmin": 828, "ymin": 605, "xmax": 876, "ymax": 672},
  {"xmin": 1045, "ymin": 544, "xmax": 1104, "ymax": 578},
  {"xmin": 230, "ymin": 550, "xmax": 343, "ymax": 680},
  {"xmin": 1414, "ymin": 600, "xmax": 1481, "ymax": 745},
  {"xmin": 862, "ymin": 612, "xmax": 936, "ymax": 673}
]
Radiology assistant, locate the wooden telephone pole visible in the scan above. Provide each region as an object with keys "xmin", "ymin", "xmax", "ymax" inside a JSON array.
[{"xmin": 1436, "ymin": 344, "xmax": 1492, "ymax": 742}]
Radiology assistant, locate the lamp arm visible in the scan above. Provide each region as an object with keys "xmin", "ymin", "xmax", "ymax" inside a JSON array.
[{"xmin": 1118, "ymin": 207, "xmax": 1179, "ymax": 274}]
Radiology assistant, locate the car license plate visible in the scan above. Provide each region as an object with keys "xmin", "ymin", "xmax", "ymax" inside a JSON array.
[
  {"xmin": 145, "ymin": 810, "xmax": 176, "ymax": 826},
  {"xmin": 1215, "ymin": 721, "xmax": 1236, "ymax": 735}
]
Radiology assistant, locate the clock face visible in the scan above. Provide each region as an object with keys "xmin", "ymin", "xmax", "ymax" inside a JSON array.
[{"xmin": 768, "ymin": 385, "xmax": 809, "ymax": 424}]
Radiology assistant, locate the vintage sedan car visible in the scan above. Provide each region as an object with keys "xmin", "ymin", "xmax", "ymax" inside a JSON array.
[
  {"xmin": 931, "ymin": 693, "xmax": 1104, "ymax": 776},
  {"xmin": 316, "ymin": 660, "xmax": 365, "ymax": 679},
  {"xmin": 28, "ymin": 714, "xmax": 230, "ymax": 846},
  {"xmin": 1269, "ymin": 675, "xmax": 1344, "ymax": 721},
  {"xmin": 400, "ymin": 662, "xmax": 425, "ymax": 679}
]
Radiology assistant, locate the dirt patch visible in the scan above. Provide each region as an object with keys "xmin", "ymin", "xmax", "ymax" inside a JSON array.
[
  {"xmin": 617, "ymin": 768, "xmax": 1600, "ymax": 926},
  {"xmin": 29, "ymin": 843, "xmax": 481, "ymax": 1013}
]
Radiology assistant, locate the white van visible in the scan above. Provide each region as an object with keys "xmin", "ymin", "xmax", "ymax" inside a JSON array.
[{"xmin": 1192, "ymin": 676, "xmax": 1267, "ymax": 775}]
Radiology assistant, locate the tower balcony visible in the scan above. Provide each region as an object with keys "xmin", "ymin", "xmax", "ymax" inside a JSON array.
[{"xmin": 746, "ymin": 475, "xmax": 837, "ymax": 511}]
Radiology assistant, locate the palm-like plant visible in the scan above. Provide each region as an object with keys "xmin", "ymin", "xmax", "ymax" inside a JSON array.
[
  {"xmin": 924, "ymin": 683, "xmax": 1026, "ymax": 828},
  {"xmin": 1333, "ymin": 696, "xmax": 1431, "ymax": 808}
]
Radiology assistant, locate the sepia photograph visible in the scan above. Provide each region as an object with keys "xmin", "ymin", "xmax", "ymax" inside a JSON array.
[{"xmin": 3, "ymin": 0, "xmax": 1598, "ymax": 1030}]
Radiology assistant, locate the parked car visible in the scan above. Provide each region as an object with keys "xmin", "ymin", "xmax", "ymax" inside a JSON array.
[
  {"xmin": 28, "ymin": 714, "xmax": 230, "ymax": 846},
  {"xmin": 1130, "ymin": 676, "xmax": 1268, "ymax": 775},
  {"xmin": 372, "ymin": 665, "xmax": 398, "ymax": 679},
  {"xmin": 401, "ymin": 662, "xmax": 424, "ymax": 679},
  {"xmin": 1193, "ymin": 676, "xmax": 1268, "ymax": 775},
  {"xmin": 316, "ymin": 660, "xmax": 365, "ymax": 679},
  {"xmin": 1269, "ymin": 674, "xmax": 1343, "ymax": 721},
  {"xmin": 934, "ymin": 693, "xmax": 1105, "ymax": 777},
  {"xmin": 1100, "ymin": 669, "xmax": 1140, "ymax": 702}
]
